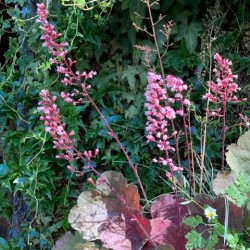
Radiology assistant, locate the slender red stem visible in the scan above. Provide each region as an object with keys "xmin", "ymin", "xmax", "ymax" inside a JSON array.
[
  {"xmin": 85, "ymin": 91, "xmax": 152, "ymax": 216},
  {"xmin": 221, "ymin": 101, "xmax": 227, "ymax": 172}
]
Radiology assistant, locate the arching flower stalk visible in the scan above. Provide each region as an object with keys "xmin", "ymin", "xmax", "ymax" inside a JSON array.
[{"xmin": 36, "ymin": 3, "xmax": 151, "ymax": 214}]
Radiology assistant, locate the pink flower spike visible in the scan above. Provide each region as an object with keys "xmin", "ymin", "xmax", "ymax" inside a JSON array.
[{"xmin": 203, "ymin": 53, "xmax": 240, "ymax": 104}]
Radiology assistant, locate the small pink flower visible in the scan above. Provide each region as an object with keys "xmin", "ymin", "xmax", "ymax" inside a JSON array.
[
  {"xmin": 239, "ymin": 114, "xmax": 250, "ymax": 127},
  {"xmin": 87, "ymin": 178, "xmax": 95, "ymax": 185}
]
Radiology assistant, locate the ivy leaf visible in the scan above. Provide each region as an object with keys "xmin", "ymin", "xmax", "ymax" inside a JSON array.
[
  {"xmin": 185, "ymin": 230, "xmax": 205, "ymax": 250},
  {"xmin": 0, "ymin": 237, "xmax": 8, "ymax": 250},
  {"xmin": 129, "ymin": 0, "xmax": 145, "ymax": 27},
  {"xmin": 125, "ymin": 105, "xmax": 138, "ymax": 119},
  {"xmin": 121, "ymin": 66, "xmax": 139, "ymax": 92},
  {"xmin": 174, "ymin": 21, "xmax": 203, "ymax": 54},
  {"xmin": 161, "ymin": 0, "xmax": 175, "ymax": 11}
]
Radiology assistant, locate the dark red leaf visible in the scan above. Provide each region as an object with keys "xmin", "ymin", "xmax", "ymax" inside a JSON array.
[{"xmin": 151, "ymin": 194, "xmax": 188, "ymax": 224}]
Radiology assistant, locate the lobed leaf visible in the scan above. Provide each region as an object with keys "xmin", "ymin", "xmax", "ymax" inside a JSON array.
[
  {"xmin": 68, "ymin": 171, "xmax": 149, "ymax": 249},
  {"xmin": 222, "ymin": 172, "xmax": 250, "ymax": 208},
  {"xmin": 225, "ymin": 130, "xmax": 250, "ymax": 176}
]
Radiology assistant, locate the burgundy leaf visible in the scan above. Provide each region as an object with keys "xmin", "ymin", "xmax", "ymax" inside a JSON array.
[
  {"xmin": 151, "ymin": 194, "xmax": 188, "ymax": 224},
  {"xmin": 164, "ymin": 224, "xmax": 189, "ymax": 250},
  {"xmin": 99, "ymin": 213, "xmax": 151, "ymax": 250},
  {"xmin": 146, "ymin": 218, "xmax": 172, "ymax": 248},
  {"xmin": 68, "ymin": 171, "xmax": 145, "ymax": 242}
]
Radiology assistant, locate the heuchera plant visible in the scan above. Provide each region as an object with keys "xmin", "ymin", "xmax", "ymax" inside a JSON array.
[
  {"xmin": 36, "ymin": 3, "xmax": 247, "ymax": 250},
  {"xmin": 202, "ymin": 53, "xmax": 243, "ymax": 172}
]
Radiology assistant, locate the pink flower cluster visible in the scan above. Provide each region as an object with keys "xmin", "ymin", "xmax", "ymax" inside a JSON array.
[
  {"xmin": 145, "ymin": 72, "xmax": 186, "ymax": 178},
  {"xmin": 166, "ymin": 75, "xmax": 190, "ymax": 116},
  {"xmin": 38, "ymin": 90, "xmax": 99, "ymax": 173},
  {"xmin": 36, "ymin": 3, "xmax": 67, "ymax": 57},
  {"xmin": 203, "ymin": 53, "xmax": 240, "ymax": 106},
  {"xmin": 145, "ymin": 72, "xmax": 176, "ymax": 146},
  {"xmin": 36, "ymin": 3, "xmax": 96, "ymax": 104},
  {"xmin": 38, "ymin": 90, "xmax": 75, "ymax": 153},
  {"xmin": 36, "ymin": 4, "xmax": 100, "ymax": 175}
]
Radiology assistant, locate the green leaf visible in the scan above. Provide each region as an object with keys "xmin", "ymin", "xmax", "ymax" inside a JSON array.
[
  {"xmin": 125, "ymin": 105, "xmax": 138, "ymax": 119},
  {"xmin": 174, "ymin": 21, "xmax": 203, "ymax": 54},
  {"xmin": 226, "ymin": 234, "xmax": 239, "ymax": 249},
  {"xmin": 129, "ymin": 0, "xmax": 145, "ymax": 27},
  {"xmin": 183, "ymin": 215, "xmax": 203, "ymax": 228},
  {"xmin": 213, "ymin": 224, "xmax": 225, "ymax": 236},
  {"xmin": 0, "ymin": 164, "xmax": 10, "ymax": 177},
  {"xmin": 207, "ymin": 234, "xmax": 218, "ymax": 250},
  {"xmin": 185, "ymin": 230, "xmax": 205, "ymax": 250},
  {"xmin": 121, "ymin": 66, "xmax": 139, "ymax": 92},
  {"xmin": 161, "ymin": 0, "xmax": 175, "ymax": 11},
  {"xmin": 0, "ymin": 237, "xmax": 9, "ymax": 250},
  {"xmin": 222, "ymin": 172, "xmax": 250, "ymax": 207}
]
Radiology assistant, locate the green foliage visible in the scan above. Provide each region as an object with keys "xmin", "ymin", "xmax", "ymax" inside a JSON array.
[
  {"xmin": 174, "ymin": 20, "xmax": 203, "ymax": 54},
  {"xmin": 184, "ymin": 215, "xmax": 225, "ymax": 250},
  {"xmin": 222, "ymin": 172, "xmax": 250, "ymax": 208},
  {"xmin": 185, "ymin": 230, "xmax": 205, "ymax": 250},
  {"xmin": 1, "ymin": 0, "xmax": 250, "ymax": 248},
  {"xmin": 183, "ymin": 215, "xmax": 203, "ymax": 228}
]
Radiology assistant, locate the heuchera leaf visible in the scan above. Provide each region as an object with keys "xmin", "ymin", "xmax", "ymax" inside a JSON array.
[
  {"xmin": 151, "ymin": 194, "xmax": 188, "ymax": 225},
  {"xmin": 212, "ymin": 172, "xmax": 235, "ymax": 196},
  {"xmin": 68, "ymin": 189, "xmax": 111, "ymax": 241},
  {"xmin": 52, "ymin": 232, "xmax": 99, "ymax": 250},
  {"xmin": 145, "ymin": 194, "xmax": 189, "ymax": 249},
  {"xmin": 97, "ymin": 172, "xmax": 150, "ymax": 249},
  {"xmin": 147, "ymin": 218, "xmax": 172, "ymax": 245},
  {"xmin": 99, "ymin": 211, "xmax": 151, "ymax": 250},
  {"xmin": 69, "ymin": 172, "xmax": 192, "ymax": 249},
  {"xmin": 214, "ymin": 130, "xmax": 250, "ymax": 204},
  {"xmin": 226, "ymin": 130, "xmax": 250, "ymax": 176},
  {"xmin": 155, "ymin": 244, "xmax": 174, "ymax": 250},
  {"xmin": 69, "ymin": 171, "xmax": 150, "ymax": 249}
]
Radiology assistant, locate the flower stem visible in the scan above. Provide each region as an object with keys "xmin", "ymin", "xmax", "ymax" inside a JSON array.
[{"xmin": 85, "ymin": 91, "xmax": 152, "ymax": 216}]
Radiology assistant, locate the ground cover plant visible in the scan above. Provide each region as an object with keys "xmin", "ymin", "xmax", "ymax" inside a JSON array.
[{"xmin": 0, "ymin": 0, "xmax": 250, "ymax": 249}]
